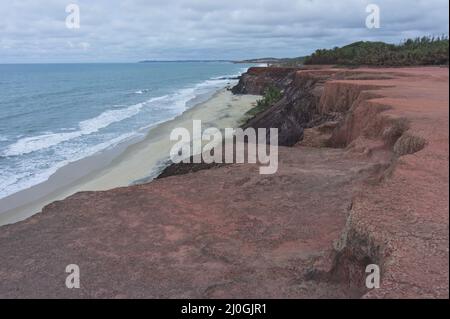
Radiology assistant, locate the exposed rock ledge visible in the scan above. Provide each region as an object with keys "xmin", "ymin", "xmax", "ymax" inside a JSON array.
[{"xmin": 0, "ymin": 67, "xmax": 448, "ymax": 298}]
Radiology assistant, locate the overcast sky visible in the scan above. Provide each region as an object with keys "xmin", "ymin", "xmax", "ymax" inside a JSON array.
[{"xmin": 0, "ymin": 0, "xmax": 448, "ymax": 63}]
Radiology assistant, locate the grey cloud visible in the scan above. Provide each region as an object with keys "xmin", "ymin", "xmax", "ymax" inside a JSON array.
[{"xmin": 0, "ymin": 0, "xmax": 448, "ymax": 63}]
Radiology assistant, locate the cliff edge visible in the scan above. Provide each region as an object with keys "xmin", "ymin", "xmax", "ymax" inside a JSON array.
[{"xmin": 0, "ymin": 66, "xmax": 448, "ymax": 298}]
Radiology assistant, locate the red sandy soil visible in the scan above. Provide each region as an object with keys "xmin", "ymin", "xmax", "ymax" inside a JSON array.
[
  {"xmin": 325, "ymin": 67, "xmax": 449, "ymax": 298},
  {"xmin": 0, "ymin": 67, "xmax": 448, "ymax": 298}
]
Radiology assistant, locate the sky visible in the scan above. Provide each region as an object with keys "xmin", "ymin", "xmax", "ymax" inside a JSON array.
[{"xmin": 0, "ymin": 0, "xmax": 448, "ymax": 63}]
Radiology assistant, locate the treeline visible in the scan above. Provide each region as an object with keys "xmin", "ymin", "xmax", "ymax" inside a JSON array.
[
  {"xmin": 270, "ymin": 56, "xmax": 307, "ymax": 67},
  {"xmin": 303, "ymin": 36, "xmax": 449, "ymax": 66}
]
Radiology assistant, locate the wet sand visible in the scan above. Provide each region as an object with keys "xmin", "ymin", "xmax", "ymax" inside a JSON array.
[{"xmin": 0, "ymin": 89, "xmax": 260, "ymax": 226}]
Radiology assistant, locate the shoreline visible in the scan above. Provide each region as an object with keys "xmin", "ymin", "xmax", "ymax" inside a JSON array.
[{"xmin": 0, "ymin": 88, "xmax": 260, "ymax": 226}]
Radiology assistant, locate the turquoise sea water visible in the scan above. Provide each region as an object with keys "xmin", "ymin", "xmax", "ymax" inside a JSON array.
[{"xmin": 0, "ymin": 62, "xmax": 250, "ymax": 199}]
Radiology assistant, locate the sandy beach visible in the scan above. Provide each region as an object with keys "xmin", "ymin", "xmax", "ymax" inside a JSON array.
[{"xmin": 0, "ymin": 89, "xmax": 260, "ymax": 226}]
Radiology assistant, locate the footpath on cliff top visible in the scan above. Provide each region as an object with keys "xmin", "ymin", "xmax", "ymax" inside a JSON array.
[{"xmin": 0, "ymin": 66, "xmax": 448, "ymax": 298}]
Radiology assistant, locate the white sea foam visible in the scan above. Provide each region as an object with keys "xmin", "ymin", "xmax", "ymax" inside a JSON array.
[
  {"xmin": 0, "ymin": 69, "xmax": 247, "ymax": 199},
  {"xmin": 78, "ymin": 103, "xmax": 144, "ymax": 133},
  {"xmin": 210, "ymin": 70, "xmax": 244, "ymax": 80},
  {"xmin": 2, "ymin": 79, "xmax": 221, "ymax": 158}
]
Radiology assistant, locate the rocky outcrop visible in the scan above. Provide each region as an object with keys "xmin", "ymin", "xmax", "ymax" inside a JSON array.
[
  {"xmin": 231, "ymin": 67, "xmax": 296, "ymax": 95},
  {"xmin": 0, "ymin": 67, "xmax": 448, "ymax": 299}
]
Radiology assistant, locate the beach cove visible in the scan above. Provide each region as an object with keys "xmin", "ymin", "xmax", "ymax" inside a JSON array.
[{"xmin": 0, "ymin": 88, "xmax": 260, "ymax": 226}]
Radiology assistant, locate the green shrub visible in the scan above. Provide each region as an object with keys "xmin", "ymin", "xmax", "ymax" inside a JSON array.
[{"xmin": 303, "ymin": 36, "xmax": 449, "ymax": 66}]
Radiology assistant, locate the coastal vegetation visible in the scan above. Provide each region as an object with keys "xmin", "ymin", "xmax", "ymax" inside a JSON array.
[
  {"xmin": 236, "ymin": 57, "xmax": 307, "ymax": 67},
  {"xmin": 303, "ymin": 36, "xmax": 449, "ymax": 66}
]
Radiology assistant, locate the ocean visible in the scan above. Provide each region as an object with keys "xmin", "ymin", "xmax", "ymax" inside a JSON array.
[{"xmin": 0, "ymin": 62, "xmax": 250, "ymax": 199}]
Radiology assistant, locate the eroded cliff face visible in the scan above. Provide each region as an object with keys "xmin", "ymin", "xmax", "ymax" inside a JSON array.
[
  {"xmin": 241, "ymin": 69, "xmax": 326, "ymax": 146},
  {"xmin": 0, "ymin": 67, "xmax": 447, "ymax": 299},
  {"xmin": 233, "ymin": 67, "xmax": 449, "ymax": 298}
]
